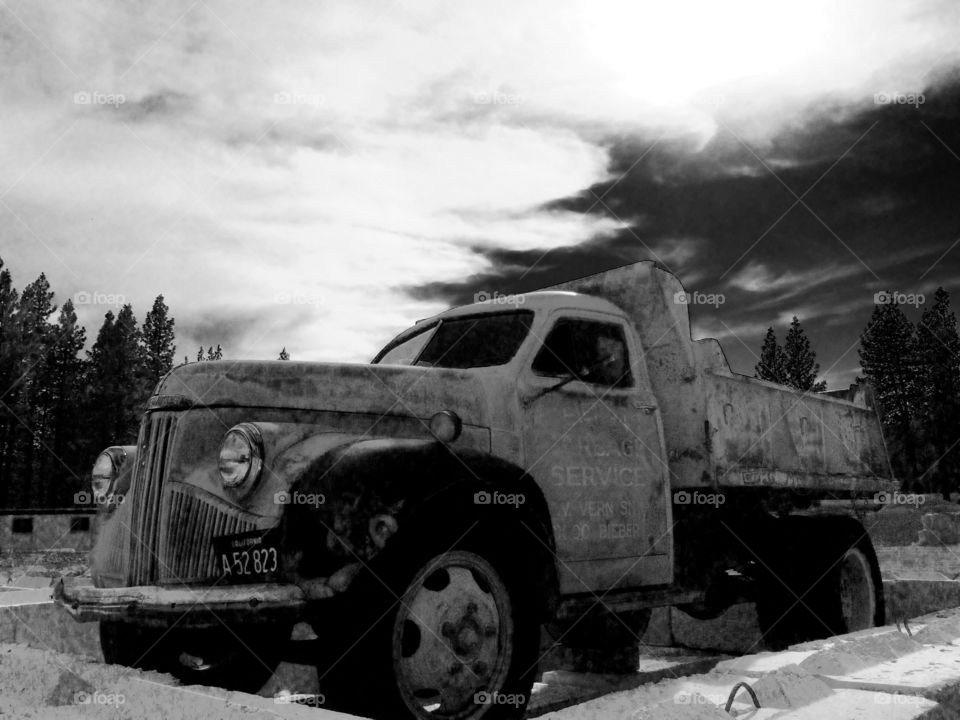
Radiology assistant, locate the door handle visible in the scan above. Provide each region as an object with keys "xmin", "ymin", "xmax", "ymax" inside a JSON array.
[{"xmin": 631, "ymin": 399, "xmax": 657, "ymax": 414}]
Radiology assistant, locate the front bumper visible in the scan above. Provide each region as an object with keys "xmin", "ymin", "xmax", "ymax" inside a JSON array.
[{"xmin": 54, "ymin": 578, "xmax": 307, "ymax": 627}]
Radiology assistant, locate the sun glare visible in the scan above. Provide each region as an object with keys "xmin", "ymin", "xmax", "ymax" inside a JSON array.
[{"xmin": 577, "ymin": 0, "xmax": 829, "ymax": 108}]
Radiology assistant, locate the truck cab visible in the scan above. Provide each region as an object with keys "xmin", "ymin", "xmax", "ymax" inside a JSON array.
[{"xmin": 373, "ymin": 292, "xmax": 674, "ymax": 596}]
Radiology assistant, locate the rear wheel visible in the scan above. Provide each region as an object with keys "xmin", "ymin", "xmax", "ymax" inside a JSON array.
[
  {"xmin": 100, "ymin": 621, "xmax": 289, "ymax": 693},
  {"xmin": 754, "ymin": 516, "xmax": 883, "ymax": 649},
  {"xmin": 317, "ymin": 522, "xmax": 540, "ymax": 719}
]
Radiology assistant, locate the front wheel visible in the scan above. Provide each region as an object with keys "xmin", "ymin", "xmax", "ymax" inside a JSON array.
[{"xmin": 317, "ymin": 524, "xmax": 540, "ymax": 719}]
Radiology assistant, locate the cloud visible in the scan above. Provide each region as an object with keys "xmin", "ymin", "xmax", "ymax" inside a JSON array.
[{"xmin": 2, "ymin": 0, "xmax": 960, "ymax": 375}]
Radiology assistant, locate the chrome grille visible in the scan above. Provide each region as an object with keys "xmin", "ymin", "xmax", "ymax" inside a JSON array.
[
  {"xmin": 127, "ymin": 412, "xmax": 178, "ymax": 584},
  {"xmin": 158, "ymin": 484, "xmax": 263, "ymax": 584}
]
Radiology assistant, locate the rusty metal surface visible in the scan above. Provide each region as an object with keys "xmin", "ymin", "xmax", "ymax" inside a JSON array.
[
  {"xmin": 553, "ymin": 261, "xmax": 894, "ymax": 495},
  {"xmin": 55, "ymin": 577, "xmax": 306, "ymax": 625}
]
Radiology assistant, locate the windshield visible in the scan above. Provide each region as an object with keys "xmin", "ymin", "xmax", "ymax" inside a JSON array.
[{"xmin": 374, "ymin": 311, "xmax": 533, "ymax": 369}]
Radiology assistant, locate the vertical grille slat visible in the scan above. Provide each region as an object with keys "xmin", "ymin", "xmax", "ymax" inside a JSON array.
[
  {"xmin": 127, "ymin": 413, "xmax": 177, "ymax": 585},
  {"xmin": 157, "ymin": 484, "xmax": 264, "ymax": 584}
]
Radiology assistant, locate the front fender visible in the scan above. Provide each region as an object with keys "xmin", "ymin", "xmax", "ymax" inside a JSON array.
[{"xmin": 280, "ymin": 437, "xmax": 560, "ymax": 618}]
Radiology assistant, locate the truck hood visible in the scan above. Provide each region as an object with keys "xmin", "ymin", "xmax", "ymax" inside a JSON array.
[{"xmin": 154, "ymin": 360, "xmax": 491, "ymax": 423}]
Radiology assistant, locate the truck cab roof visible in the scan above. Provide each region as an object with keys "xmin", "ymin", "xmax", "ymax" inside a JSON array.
[{"xmin": 422, "ymin": 291, "xmax": 626, "ymax": 324}]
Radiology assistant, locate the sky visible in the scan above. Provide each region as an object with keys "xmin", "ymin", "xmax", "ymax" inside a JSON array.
[{"xmin": 2, "ymin": 0, "xmax": 960, "ymax": 387}]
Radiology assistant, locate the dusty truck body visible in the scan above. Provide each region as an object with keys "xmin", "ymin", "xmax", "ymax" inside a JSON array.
[{"xmin": 56, "ymin": 261, "xmax": 894, "ymax": 720}]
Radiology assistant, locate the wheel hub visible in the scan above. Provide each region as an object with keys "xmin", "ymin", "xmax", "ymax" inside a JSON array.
[{"xmin": 393, "ymin": 552, "xmax": 513, "ymax": 717}]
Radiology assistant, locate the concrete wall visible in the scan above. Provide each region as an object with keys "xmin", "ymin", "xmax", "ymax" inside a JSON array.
[{"xmin": 0, "ymin": 513, "xmax": 96, "ymax": 553}]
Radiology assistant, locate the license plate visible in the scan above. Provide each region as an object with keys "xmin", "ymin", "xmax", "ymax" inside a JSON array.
[{"xmin": 213, "ymin": 530, "xmax": 280, "ymax": 583}]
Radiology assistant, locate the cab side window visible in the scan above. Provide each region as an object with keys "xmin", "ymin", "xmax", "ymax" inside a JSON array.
[{"xmin": 532, "ymin": 318, "xmax": 633, "ymax": 388}]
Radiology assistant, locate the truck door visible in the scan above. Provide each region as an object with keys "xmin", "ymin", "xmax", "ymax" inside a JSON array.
[{"xmin": 520, "ymin": 312, "xmax": 672, "ymax": 595}]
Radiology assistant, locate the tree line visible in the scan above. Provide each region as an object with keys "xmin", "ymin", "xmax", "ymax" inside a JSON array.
[
  {"xmin": 0, "ymin": 257, "xmax": 292, "ymax": 508},
  {"xmin": 860, "ymin": 288, "xmax": 960, "ymax": 498},
  {"xmin": 753, "ymin": 291, "xmax": 960, "ymax": 499}
]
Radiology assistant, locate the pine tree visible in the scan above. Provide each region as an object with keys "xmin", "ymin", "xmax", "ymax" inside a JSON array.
[
  {"xmin": 35, "ymin": 299, "xmax": 87, "ymax": 504},
  {"xmin": 207, "ymin": 344, "xmax": 222, "ymax": 361},
  {"xmin": 915, "ymin": 288, "xmax": 960, "ymax": 498},
  {"xmin": 278, "ymin": 347, "xmax": 290, "ymax": 361},
  {"xmin": 783, "ymin": 317, "xmax": 827, "ymax": 392},
  {"xmin": 13, "ymin": 273, "xmax": 57, "ymax": 499},
  {"xmin": 0, "ymin": 260, "xmax": 20, "ymax": 504},
  {"xmin": 756, "ymin": 327, "xmax": 787, "ymax": 384},
  {"xmin": 141, "ymin": 295, "xmax": 176, "ymax": 389},
  {"xmin": 87, "ymin": 305, "xmax": 144, "ymax": 450},
  {"xmin": 859, "ymin": 298, "xmax": 922, "ymax": 486}
]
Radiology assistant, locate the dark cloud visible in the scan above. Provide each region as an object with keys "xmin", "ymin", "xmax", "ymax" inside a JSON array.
[
  {"xmin": 406, "ymin": 74, "xmax": 960, "ymax": 387},
  {"xmin": 119, "ymin": 90, "xmax": 192, "ymax": 122}
]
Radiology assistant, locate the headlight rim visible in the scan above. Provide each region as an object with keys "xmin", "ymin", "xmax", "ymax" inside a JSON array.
[
  {"xmin": 91, "ymin": 447, "xmax": 126, "ymax": 502},
  {"xmin": 218, "ymin": 423, "xmax": 265, "ymax": 495}
]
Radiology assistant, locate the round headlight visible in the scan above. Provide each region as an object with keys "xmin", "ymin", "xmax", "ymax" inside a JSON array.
[
  {"xmin": 218, "ymin": 424, "xmax": 263, "ymax": 491},
  {"xmin": 429, "ymin": 411, "xmax": 462, "ymax": 443},
  {"xmin": 91, "ymin": 451, "xmax": 117, "ymax": 499}
]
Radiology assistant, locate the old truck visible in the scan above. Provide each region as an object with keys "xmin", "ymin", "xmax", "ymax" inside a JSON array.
[{"xmin": 56, "ymin": 261, "xmax": 893, "ymax": 719}]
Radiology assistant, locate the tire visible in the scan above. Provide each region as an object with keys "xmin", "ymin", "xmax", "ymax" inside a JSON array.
[
  {"xmin": 100, "ymin": 621, "xmax": 290, "ymax": 693},
  {"xmin": 754, "ymin": 516, "xmax": 883, "ymax": 649},
  {"xmin": 315, "ymin": 519, "xmax": 541, "ymax": 719}
]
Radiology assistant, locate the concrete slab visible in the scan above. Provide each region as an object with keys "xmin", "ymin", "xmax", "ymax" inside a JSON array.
[
  {"xmin": 0, "ymin": 598, "xmax": 101, "ymax": 658},
  {"xmin": 0, "ymin": 642, "xmax": 364, "ymax": 719},
  {"xmin": 0, "ymin": 586, "xmax": 53, "ymax": 606},
  {"xmin": 537, "ymin": 666, "xmax": 941, "ymax": 719}
]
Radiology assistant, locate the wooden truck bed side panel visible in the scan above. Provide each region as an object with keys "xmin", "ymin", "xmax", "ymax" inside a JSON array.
[{"xmin": 701, "ymin": 371, "xmax": 894, "ymax": 494}]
